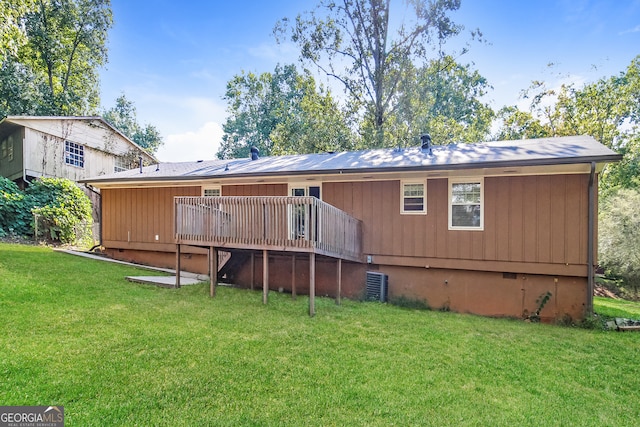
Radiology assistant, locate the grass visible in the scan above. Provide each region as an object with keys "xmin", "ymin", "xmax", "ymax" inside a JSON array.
[
  {"xmin": 1, "ymin": 243, "xmax": 640, "ymax": 426},
  {"xmin": 594, "ymin": 296, "xmax": 640, "ymax": 319}
]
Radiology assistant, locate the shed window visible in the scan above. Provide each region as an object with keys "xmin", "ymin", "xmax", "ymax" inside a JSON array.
[
  {"xmin": 449, "ymin": 178, "xmax": 483, "ymax": 230},
  {"xmin": 65, "ymin": 141, "xmax": 84, "ymax": 168},
  {"xmin": 401, "ymin": 180, "xmax": 426, "ymax": 214},
  {"xmin": 114, "ymin": 156, "xmax": 129, "ymax": 172}
]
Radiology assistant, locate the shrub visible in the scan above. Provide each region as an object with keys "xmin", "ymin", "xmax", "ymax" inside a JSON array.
[
  {"xmin": 26, "ymin": 178, "xmax": 93, "ymax": 244},
  {"xmin": 599, "ymin": 188, "xmax": 640, "ymax": 298},
  {"xmin": 0, "ymin": 177, "xmax": 30, "ymax": 237}
]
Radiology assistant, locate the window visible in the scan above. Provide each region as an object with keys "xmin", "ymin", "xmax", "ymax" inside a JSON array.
[
  {"xmin": 6, "ymin": 140, "xmax": 13, "ymax": 161},
  {"xmin": 401, "ymin": 180, "xmax": 426, "ymax": 214},
  {"xmin": 449, "ymin": 178, "xmax": 483, "ymax": 230},
  {"xmin": 202, "ymin": 186, "xmax": 221, "ymax": 197},
  {"xmin": 65, "ymin": 141, "xmax": 84, "ymax": 168},
  {"xmin": 1, "ymin": 140, "xmax": 6, "ymax": 158},
  {"xmin": 114, "ymin": 156, "xmax": 129, "ymax": 172}
]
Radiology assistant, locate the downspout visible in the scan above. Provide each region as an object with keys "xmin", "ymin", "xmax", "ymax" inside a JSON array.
[{"xmin": 587, "ymin": 162, "xmax": 596, "ymax": 316}]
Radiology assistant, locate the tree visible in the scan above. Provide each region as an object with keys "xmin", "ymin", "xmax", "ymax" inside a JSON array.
[
  {"xmin": 495, "ymin": 56, "xmax": 640, "ymax": 195},
  {"xmin": 494, "ymin": 106, "xmax": 550, "ymax": 141},
  {"xmin": 599, "ymin": 188, "xmax": 640, "ymax": 298},
  {"xmin": 0, "ymin": 0, "xmax": 34, "ymax": 55},
  {"xmin": 275, "ymin": 0, "xmax": 478, "ymax": 147},
  {"xmin": 386, "ymin": 56, "xmax": 494, "ymax": 147},
  {"xmin": 103, "ymin": 94, "xmax": 164, "ymax": 155},
  {"xmin": 0, "ymin": 0, "xmax": 113, "ymax": 116},
  {"xmin": 218, "ymin": 64, "xmax": 354, "ymax": 159}
]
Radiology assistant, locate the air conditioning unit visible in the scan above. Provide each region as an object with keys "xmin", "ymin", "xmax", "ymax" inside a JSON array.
[{"xmin": 366, "ymin": 271, "xmax": 388, "ymax": 302}]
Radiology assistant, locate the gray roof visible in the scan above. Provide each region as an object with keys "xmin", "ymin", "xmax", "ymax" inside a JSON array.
[{"xmin": 81, "ymin": 135, "xmax": 621, "ymax": 184}]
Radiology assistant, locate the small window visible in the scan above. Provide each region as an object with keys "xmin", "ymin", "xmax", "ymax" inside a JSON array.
[
  {"xmin": 65, "ymin": 141, "xmax": 84, "ymax": 168},
  {"xmin": 202, "ymin": 186, "xmax": 221, "ymax": 197},
  {"xmin": 1, "ymin": 140, "xmax": 6, "ymax": 158},
  {"xmin": 401, "ymin": 180, "xmax": 426, "ymax": 214},
  {"xmin": 449, "ymin": 178, "xmax": 483, "ymax": 230},
  {"xmin": 7, "ymin": 140, "xmax": 13, "ymax": 161},
  {"xmin": 114, "ymin": 156, "xmax": 129, "ymax": 172}
]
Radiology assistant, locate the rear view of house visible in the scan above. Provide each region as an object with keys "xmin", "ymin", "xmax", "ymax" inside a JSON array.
[{"xmin": 82, "ymin": 135, "xmax": 620, "ymax": 322}]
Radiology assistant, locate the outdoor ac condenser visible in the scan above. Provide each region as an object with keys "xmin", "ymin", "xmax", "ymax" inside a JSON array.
[{"xmin": 365, "ymin": 271, "xmax": 388, "ymax": 302}]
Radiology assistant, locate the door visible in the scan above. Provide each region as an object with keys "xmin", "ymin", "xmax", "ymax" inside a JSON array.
[{"xmin": 289, "ymin": 185, "xmax": 321, "ymax": 240}]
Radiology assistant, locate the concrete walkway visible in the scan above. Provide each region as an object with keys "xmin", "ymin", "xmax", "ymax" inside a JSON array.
[{"xmin": 54, "ymin": 248, "xmax": 208, "ymax": 287}]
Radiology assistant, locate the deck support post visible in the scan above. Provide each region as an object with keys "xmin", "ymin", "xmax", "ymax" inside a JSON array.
[
  {"xmin": 336, "ymin": 258, "xmax": 342, "ymax": 305},
  {"xmin": 175, "ymin": 244, "xmax": 181, "ymax": 288},
  {"xmin": 309, "ymin": 252, "xmax": 316, "ymax": 317},
  {"xmin": 209, "ymin": 246, "xmax": 217, "ymax": 297},
  {"xmin": 250, "ymin": 252, "xmax": 255, "ymax": 291},
  {"xmin": 263, "ymin": 249, "xmax": 269, "ymax": 304},
  {"xmin": 291, "ymin": 254, "xmax": 297, "ymax": 300}
]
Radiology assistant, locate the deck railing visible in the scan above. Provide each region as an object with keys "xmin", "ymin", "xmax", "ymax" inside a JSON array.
[{"xmin": 175, "ymin": 196, "xmax": 363, "ymax": 262}]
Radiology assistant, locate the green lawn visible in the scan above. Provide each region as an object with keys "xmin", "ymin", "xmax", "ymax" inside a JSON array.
[
  {"xmin": 1, "ymin": 243, "xmax": 639, "ymax": 426},
  {"xmin": 594, "ymin": 296, "xmax": 640, "ymax": 319}
]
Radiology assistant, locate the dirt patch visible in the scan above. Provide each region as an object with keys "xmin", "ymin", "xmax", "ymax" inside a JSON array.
[{"xmin": 595, "ymin": 284, "xmax": 621, "ymax": 299}]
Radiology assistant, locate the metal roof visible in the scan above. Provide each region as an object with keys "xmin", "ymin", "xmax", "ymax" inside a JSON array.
[{"xmin": 81, "ymin": 135, "xmax": 622, "ymax": 185}]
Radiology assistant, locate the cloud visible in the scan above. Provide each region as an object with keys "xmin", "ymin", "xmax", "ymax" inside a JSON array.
[
  {"xmin": 155, "ymin": 121, "xmax": 223, "ymax": 162},
  {"xmin": 619, "ymin": 25, "xmax": 640, "ymax": 35},
  {"xmin": 247, "ymin": 41, "xmax": 298, "ymax": 63}
]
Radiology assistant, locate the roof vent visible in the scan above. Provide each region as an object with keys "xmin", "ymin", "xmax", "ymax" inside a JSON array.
[
  {"xmin": 421, "ymin": 134, "xmax": 432, "ymax": 155},
  {"xmin": 250, "ymin": 146, "xmax": 260, "ymax": 161},
  {"xmin": 139, "ymin": 155, "xmax": 143, "ymax": 173}
]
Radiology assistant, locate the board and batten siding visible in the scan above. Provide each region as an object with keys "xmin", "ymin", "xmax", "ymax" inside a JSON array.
[
  {"xmin": 322, "ymin": 174, "xmax": 590, "ymax": 268},
  {"xmin": 102, "ymin": 186, "xmax": 201, "ymax": 246}
]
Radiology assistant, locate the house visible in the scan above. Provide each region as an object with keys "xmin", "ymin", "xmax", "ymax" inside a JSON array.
[
  {"xmin": 0, "ymin": 116, "xmax": 155, "ymax": 187},
  {"xmin": 81, "ymin": 135, "xmax": 621, "ymax": 321},
  {"xmin": 0, "ymin": 116, "xmax": 156, "ymax": 236}
]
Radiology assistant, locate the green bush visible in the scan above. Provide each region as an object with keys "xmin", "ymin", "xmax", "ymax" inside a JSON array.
[
  {"xmin": 599, "ymin": 188, "xmax": 640, "ymax": 299},
  {"xmin": 26, "ymin": 178, "xmax": 93, "ymax": 244},
  {"xmin": 0, "ymin": 177, "xmax": 31, "ymax": 236},
  {"xmin": 0, "ymin": 177, "xmax": 93, "ymax": 244}
]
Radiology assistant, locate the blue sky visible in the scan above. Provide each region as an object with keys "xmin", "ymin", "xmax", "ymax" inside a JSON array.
[{"xmin": 99, "ymin": 0, "xmax": 640, "ymax": 162}]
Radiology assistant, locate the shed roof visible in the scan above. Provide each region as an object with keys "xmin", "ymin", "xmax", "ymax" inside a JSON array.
[{"xmin": 81, "ymin": 135, "xmax": 621, "ymax": 185}]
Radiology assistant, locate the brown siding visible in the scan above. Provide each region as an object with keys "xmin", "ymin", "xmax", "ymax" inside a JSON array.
[
  {"xmin": 102, "ymin": 186, "xmax": 200, "ymax": 245},
  {"xmin": 323, "ymin": 174, "xmax": 590, "ymax": 274}
]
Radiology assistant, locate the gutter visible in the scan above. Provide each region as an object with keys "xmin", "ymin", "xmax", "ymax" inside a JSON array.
[{"xmin": 587, "ymin": 161, "xmax": 596, "ymax": 316}]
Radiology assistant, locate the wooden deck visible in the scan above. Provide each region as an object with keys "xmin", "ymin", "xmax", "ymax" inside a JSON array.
[
  {"xmin": 174, "ymin": 196, "xmax": 363, "ymax": 316},
  {"xmin": 174, "ymin": 196, "xmax": 363, "ymax": 262}
]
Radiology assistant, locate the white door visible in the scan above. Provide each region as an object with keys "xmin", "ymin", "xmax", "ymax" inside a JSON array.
[{"xmin": 289, "ymin": 185, "xmax": 321, "ymax": 240}]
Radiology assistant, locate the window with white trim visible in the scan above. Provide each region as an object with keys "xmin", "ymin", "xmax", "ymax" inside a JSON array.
[
  {"xmin": 449, "ymin": 178, "xmax": 483, "ymax": 230},
  {"xmin": 401, "ymin": 180, "xmax": 426, "ymax": 214},
  {"xmin": 202, "ymin": 185, "xmax": 221, "ymax": 197},
  {"xmin": 114, "ymin": 156, "xmax": 129, "ymax": 172},
  {"xmin": 65, "ymin": 141, "xmax": 84, "ymax": 168}
]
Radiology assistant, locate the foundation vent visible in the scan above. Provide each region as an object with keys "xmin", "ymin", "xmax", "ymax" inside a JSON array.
[{"xmin": 366, "ymin": 271, "xmax": 388, "ymax": 302}]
